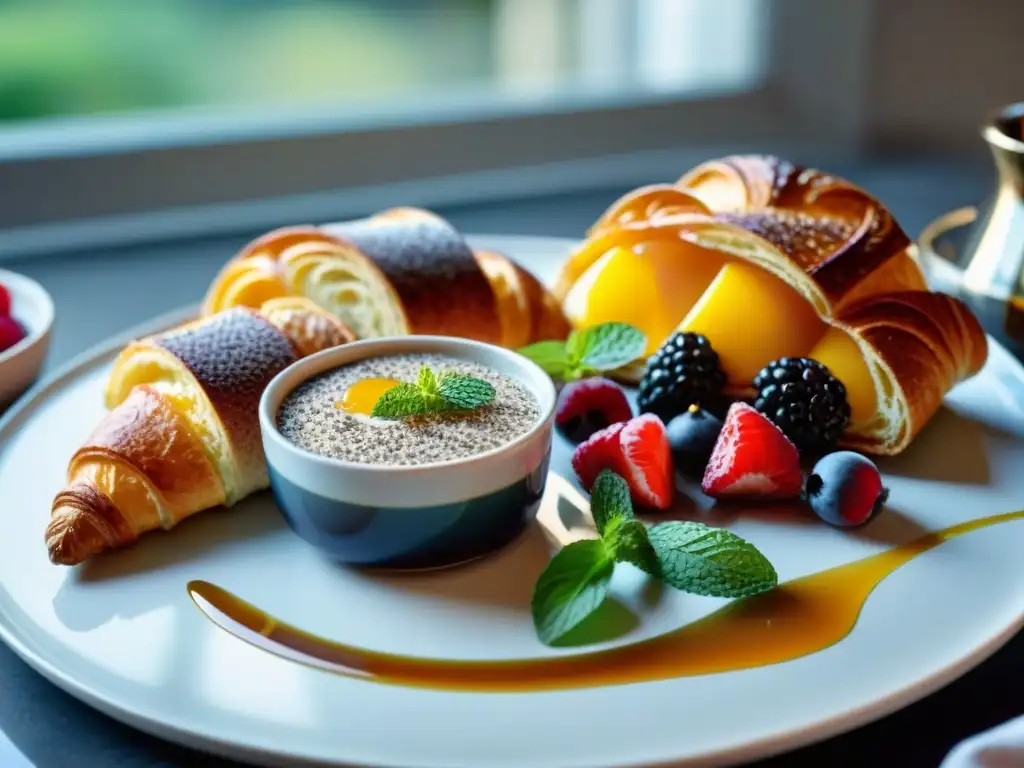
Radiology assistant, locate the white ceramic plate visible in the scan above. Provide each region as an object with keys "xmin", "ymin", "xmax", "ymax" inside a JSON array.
[{"xmin": 1, "ymin": 235, "xmax": 1024, "ymax": 768}]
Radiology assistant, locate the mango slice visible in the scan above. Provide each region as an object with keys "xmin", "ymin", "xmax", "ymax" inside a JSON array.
[
  {"xmin": 563, "ymin": 242, "xmax": 726, "ymax": 356},
  {"xmin": 678, "ymin": 263, "xmax": 826, "ymax": 384},
  {"xmin": 807, "ymin": 327, "xmax": 878, "ymax": 425}
]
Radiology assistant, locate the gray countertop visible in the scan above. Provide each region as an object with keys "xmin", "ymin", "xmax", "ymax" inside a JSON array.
[{"xmin": 1, "ymin": 159, "xmax": 1019, "ymax": 768}]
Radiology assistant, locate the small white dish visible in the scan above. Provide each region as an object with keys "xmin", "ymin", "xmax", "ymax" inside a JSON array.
[
  {"xmin": 259, "ymin": 335, "xmax": 557, "ymax": 569},
  {"xmin": 0, "ymin": 269, "xmax": 54, "ymax": 408}
]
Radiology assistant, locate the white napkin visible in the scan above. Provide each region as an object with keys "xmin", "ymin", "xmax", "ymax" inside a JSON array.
[{"xmin": 942, "ymin": 716, "xmax": 1024, "ymax": 767}]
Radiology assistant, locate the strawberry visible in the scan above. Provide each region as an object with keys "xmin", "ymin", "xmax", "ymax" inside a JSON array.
[
  {"xmin": 702, "ymin": 402, "xmax": 802, "ymax": 499},
  {"xmin": 619, "ymin": 414, "xmax": 674, "ymax": 510},
  {"xmin": 0, "ymin": 284, "xmax": 10, "ymax": 317},
  {"xmin": 572, "ymin": 415, "xmax": 675, "ymax": 510},
  {"xmin": 571, "ymin": 421, "xmax": 627, "ymax": 491}
]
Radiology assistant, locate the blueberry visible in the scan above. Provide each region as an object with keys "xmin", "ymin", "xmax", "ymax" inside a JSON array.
[
  {"xmin": 666, "ymin": 406, "xmax": 723, "ymax": 476},
  {"xmin": 806, "ymin": 451, "xmax": 889, "ymax": 528}
]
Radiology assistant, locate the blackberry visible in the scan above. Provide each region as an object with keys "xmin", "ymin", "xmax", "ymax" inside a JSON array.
[
  {"xmin": 753, "ymin": 357, "xmax": 850, "ymax": 452},
  {"xmin": 637, "ymin": 333, "xmax": 726, "ymax": 422}
]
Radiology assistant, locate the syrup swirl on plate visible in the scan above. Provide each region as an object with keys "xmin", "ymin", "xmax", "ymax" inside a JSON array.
[{"xmin": 188, "ymin": 498, "xmax": 1024, "ymax": 692}]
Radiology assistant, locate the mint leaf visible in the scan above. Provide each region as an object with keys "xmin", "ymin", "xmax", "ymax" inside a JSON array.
[
  {"xmin": 576, "ymin": 323, "xmax": 647, "ymax": 372},
  {"xmin": 565, "ymin": 329, "xmax": 589, "ymax": 368},
  {"xmin": 517, "ymin": 340, "xmax": 570, "ymax": 377},
  {"xmin": 589, "ymin": 471, "xmax": 658, "ymax": 574},
  {"xmin": 437, "ymin": 374, "xmax": 495, "ymax": 410},
  {"xmin": 531, "ymin": 539, "xmax": 614, "ymax": 645},
  {"xmin": 370, "ymin": 366, "xmax": 495, "ymax": 419},
  {"xmin": 645, "ymin": 521, "xmax": 777, "ymax": 597},
  {"xmin": 613, "ymin": 519, "xmax": 660, "ymax": 574},
  {"xmin": 418, "ymin": 366, "xmax": 438, "ymax": 395},
  {"xmin": 370, "ymin": 383, "xmax": 429, "ymax": 419},
  {"xmin": 519, "ymin": 323, "xmax": 646, "ymax": 382},
  {"xmin": 590, "ymin": 470, "xmax": 634, "ymax": 537}
]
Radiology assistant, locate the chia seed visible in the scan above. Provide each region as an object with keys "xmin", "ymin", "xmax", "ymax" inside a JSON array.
[{"xmin": 276, "ymin": 353, "xmax": 542, "ymax": 466}]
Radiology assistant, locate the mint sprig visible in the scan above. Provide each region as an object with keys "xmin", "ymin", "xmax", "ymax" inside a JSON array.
[
  {"xmin": 371, "ymin": 365, "xmax": 495, "ymax": 420},
  {"xmin": 531, "ymin": 539, "xmax": 615, "ymax": 645},
  {"xmin": 418, "ymin": 366, "xmax": 438, "ymax": 393},
  {"xmin": 370, "ymin": 383, "xmax": 431, "ymax": 419},
  {"xmin": 518, "ymin": 322, "xmax": 646, "ymax": 382},
  {"xmin": 643, "ymin": 522, "xmax": 778, "ymax": 598},
  {"xmin": 530, "ymin": 469, "xmax": 777, "ymax": 646},
  {"xmin": 589, "ymin": 469, "xmax": 635, "ymax": 537}
]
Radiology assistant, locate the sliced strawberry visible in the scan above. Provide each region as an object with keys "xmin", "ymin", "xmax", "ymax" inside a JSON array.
[
  {"xmin": 571, "ymin": 421, "xmax": 627, "ymax": 491},
  {"xmin": 702, "ymin": 402, "xmax": 802, "ymax": 499},
  {"xmin": 619, "ymin": 414, "xmax": 674, "ymax": 510}
]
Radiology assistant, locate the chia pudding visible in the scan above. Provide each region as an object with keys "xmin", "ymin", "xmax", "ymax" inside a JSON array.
[{"xmin": 276, "ymin": 353, "xmax": 541, "ymax": 466}]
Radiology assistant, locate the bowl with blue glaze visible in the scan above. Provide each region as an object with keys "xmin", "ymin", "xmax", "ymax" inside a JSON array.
[{"xmin": 259, "ymin": 335, "xmax": 557, "ymax": 570}]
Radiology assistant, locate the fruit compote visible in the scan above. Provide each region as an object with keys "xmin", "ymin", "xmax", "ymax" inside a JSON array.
[{"xmin": 0, "ymin": 283, "xmax": 25, "ymax": 354}]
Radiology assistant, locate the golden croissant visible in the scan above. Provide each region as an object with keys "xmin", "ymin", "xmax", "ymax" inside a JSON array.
[
  {"xmin": 202, "ymin": 207, "xmax": 571, "ymax": 349},
  {"xmin": 554, "ymin": 155, "xmax": 988, "ymax": 455},
  {"xmin": 46, "ymin": 298, "xmax": 354, "ymax": 565}
]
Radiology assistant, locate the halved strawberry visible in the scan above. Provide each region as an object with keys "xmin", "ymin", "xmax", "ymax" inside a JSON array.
[
  {"xmin": 619, "ymin": 414, "xmax": 674, "ymax": 510},
  {"xmin": 702, "ymin": 402, "xmax": 802, "ymax": 499},
  {"xmin": 572, "ymin": 421, "xmax": 627, "ymax": 491}
]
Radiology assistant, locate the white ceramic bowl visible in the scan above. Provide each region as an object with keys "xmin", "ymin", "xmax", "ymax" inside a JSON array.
[
  {"xmin": 0, "ymin": 269, "xmax": 54, "ymax": 408},
  {"xmin": 259, "ymin": 335, "xmax": 557, "ymax": 570}
]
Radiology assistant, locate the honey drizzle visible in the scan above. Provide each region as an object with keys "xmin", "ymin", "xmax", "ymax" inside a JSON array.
[{"xmin": 188, "ymin": 509, "xmax": 1024, "ymax": 692}]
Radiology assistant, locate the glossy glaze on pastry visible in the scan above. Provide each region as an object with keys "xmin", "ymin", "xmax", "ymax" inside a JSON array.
[
  {"xmin": 203, "ymin": 208, "xmax": 571, "ymax": 348},
  {"xmin": 554, "ymin": 155, "xmax": 988, "ymax": 455},
  {"xmin": 46, "ymin": 299, "xmax": 353, "ymax": 566}
]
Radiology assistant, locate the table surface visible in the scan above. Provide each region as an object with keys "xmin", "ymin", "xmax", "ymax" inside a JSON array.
[{"xmin": 2, "ymin": 159, "xmax": 1020, "ymax": 768}]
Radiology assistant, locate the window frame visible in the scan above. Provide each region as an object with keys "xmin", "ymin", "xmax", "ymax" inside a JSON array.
[{"xmin": 0, "ymin": 0, "xmax": 875, "ymax": 259}]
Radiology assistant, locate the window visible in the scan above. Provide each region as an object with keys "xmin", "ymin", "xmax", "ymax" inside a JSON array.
[
  {"xmin": 0, "ymin": 0, "xmax": 870, "ymax": 256},
  {"xmin": 0, "ymin": 0, "xmax": 764, "ymax": 124}
]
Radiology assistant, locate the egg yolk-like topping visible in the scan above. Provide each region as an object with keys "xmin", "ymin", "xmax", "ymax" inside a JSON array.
[{"xmin": 336, "ymin": 378, "xmax": 401, "ymax": 416}]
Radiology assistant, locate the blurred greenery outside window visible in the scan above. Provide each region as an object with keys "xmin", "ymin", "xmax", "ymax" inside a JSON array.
[
  {"xmin": 0, "ymin": 0, "xmax": 764, "ymax": 124},
  {"xmin": 0, "ymin": 0, "xmax": 869, "ymax": 257}
]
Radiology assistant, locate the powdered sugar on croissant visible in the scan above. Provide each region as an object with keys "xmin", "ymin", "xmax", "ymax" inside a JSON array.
[
  {"xmin": 47, "ymin": 302, "xmax": 353, "ymax": 566},
  {"xmin": 203, "ymin": 208, "xmax": 570, "ymax": 348}
]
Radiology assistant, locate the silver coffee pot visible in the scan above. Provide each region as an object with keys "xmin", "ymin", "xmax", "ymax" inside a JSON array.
[{"xmin": 919, "ymin": 101, "xmax": 1024, "ymax": 359}]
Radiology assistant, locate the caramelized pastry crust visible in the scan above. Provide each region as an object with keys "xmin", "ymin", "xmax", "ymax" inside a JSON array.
[
  {"xmin": 203, "ymin": 208, "xmax": 570, "ymax": 348},
  {"xmin": 48, "ymin": 302, "xmax": 353, "ymax": 565},
  {"xmin": 556, "ymin": 154, "xmax": 987, "ymax": 455}
]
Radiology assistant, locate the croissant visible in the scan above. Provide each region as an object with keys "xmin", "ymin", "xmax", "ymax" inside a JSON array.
[
  {"xmin": 554, "ymin": 155, "xmax": 988, "ymax": 455},
  {"xmin": 202, "ymin": 207, "xmax": 570, "ymax": 349},
  {"xmin": 46, "ymin": 298, "xmax": 354, "ymax": 566}
]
